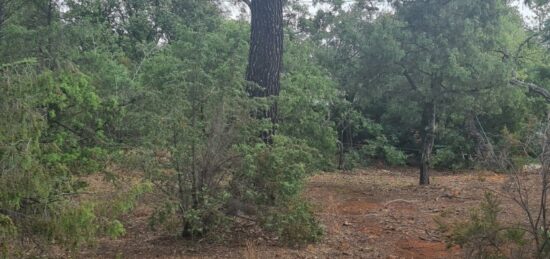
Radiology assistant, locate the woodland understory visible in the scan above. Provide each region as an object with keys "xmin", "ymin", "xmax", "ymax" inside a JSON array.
[{"xmin": 2, "ymin": 0, "xmax": 550, "ymax": 258}]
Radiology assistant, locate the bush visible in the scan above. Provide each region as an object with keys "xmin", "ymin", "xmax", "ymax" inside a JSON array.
[
  {"xmin": 0, "ymin": 61, "xmax": 133, "ymax": 254},
  {"xmin": 432, "ymin": 147, "xmax": 465, "ymax": 170},
  {"xmin": 231, "ymin": 135, "xmax": 323, "ymax": 244},
  {"xmin": 345, "ymin": 119, "xmax": 408, "ymax": 168},
  {"xmin": 0, "ymin": 215, "xmax": 16, "ymax": 257},
  {"xmin": 280, "ymin": 40, "xmax": 340, "ymax": 171},
  {"xmin": 235, "ymin": 135, "xmax": 315, "ymax": 204},
  {"xmin": 341, "ymin": 149, "xmax": 366, "ymax": 170},
  {"xmin": 438, "ymin": 192, "xmax": 527, "ymax": 258},
  {"xmin": 263, "ymin": 199, "xmax": 324, "ymax": 246},
  {"xmin": 52, "ymin": 204, "xmax": 98, "ymax": 249}
]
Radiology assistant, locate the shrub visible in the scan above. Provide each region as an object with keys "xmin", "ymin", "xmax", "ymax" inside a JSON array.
[
  {"xmin": 235, "ymin": 135, "xmax": 315, "ymax": 205},
  {"xmin": 355, "ymin": 135, "xmax": 408, "ymax": 167},
  {"xmin": 263, "ymin": 199, "xmax": 324, "ymax": 246},
  {"xmin": 0, "ymin": 60, "xmax": 134, "ymax": 254},
  {"xmin": 432, "ymin": 147, "xmax": 464, "ymax": 170},
  {"xmin": 341, "ymin": 149, "xmax": 366, "ymax": 170},
  {"xmin": 438, "ymin": 192, "xmax": 527, "ymax": 258},
  {"xmin": 231, "ymin": 136, "xmax": 323, "ymax": 244},
  {"xmin": 0, "ymin": 215, "xmax": 16, "ymax": 257}
]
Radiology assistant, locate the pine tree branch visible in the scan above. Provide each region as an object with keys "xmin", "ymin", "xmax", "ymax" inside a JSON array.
[{"xmin": 510, "ymin": 79, "xmax": 550, "ymax": 103}]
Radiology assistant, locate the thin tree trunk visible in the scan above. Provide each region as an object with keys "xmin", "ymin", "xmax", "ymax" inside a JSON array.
[
  {"xmin": 0, "ymin": 1, "xmax": 4, "ymax": 30},
  {"xmin": 182, "ymin": 82, "xmax": 200, "ymax": 238},
  {"xmin": 246, "ymin": 0, "xmax": 283, "ymax": 143},
  {"xmin": 0, "ymin": 2, "xmax": 4, "ymax": 42},
  {"xmin": 419, "ymin": 101, "xmax": 436, "ymax": 185},
  {"xmin": 190, "ymin": 85, "xmax": 199, "ymax": 210},
  {"xmin": 338, "ymin": 129, "xmax": 345, "ymax": 170}
]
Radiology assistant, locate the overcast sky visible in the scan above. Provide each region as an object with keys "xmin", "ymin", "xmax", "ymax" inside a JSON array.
[{"xmin": 220, "ymin": 0, "xmax": 538, "ymax": 27}]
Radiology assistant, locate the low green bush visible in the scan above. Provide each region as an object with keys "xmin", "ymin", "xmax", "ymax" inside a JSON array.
[
  {"xmin": 263, "ymin": 199, "xmax": 324, "ymax": 246},
  {"xmin": 438, "ymin": 192, "xmax": 527, "ymax": 258}
]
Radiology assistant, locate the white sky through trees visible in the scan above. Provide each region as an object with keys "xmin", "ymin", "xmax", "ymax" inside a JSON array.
[
  {"xmin": 58, "ymin": 0, "xmax": 537, "ymax": 26},
  {"xmin": 220, "ymin": 0, "xmax": 537, "ymax": 27}
]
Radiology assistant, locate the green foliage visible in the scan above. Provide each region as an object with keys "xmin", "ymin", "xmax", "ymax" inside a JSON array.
[
  {"xmin": 280, "ymin": 40, "xmax": 340, "ymax": 170},
  {"xmin": 106, "ymin": 220, "xmax": 126, "ymax": 239},
  {"xmin": 263, "ymin": 199, "xmax": 324, "ymax": 246},
  {"xmin": 0, "ymin": 0, "xmax": 325, "ymax": 252},
  {"xmin": 148, "ymin": 190, "xmax": 231, "ymax": 240},
  {"xmin": 181, "ymin": 194, "xmax": 231, "ymax": 239},
  {"xmin": 120, "ymin": 19, "xmax": 253, "ymax": 239},
  {"xmin": 0, "ymin": 4, "xmax": 132, "ymax": 250},
  {"xmin": 0, "ymin": 215, "xmax": 16, "ymax": 256},
  {"xmin": 438, "ymin": 192, "xmax": 527, "ymax": 258},
  {"xmin": 113, "ymin": 181, "xmax": 153, "ymax": 215},
  {"xmin": 341, "ymin": 150, "xmax": 366, "ymax": 170},
  {"xmin": 52, "ymin": 203, "xmax": 98, "ymax": 249},
  {"xmin": 0, "ymin": 60, "xmax": 102, "ymax": 252},
  {"xmin": 0, "ymin": 215, "xmax": 16, "ymax": 239},
  {"xmin": 362, "ymin": 134, "xmax": 408, "ymax": 167},
  {"xmin": 232, "ymin": 136, "xmax": 323, "ymax": 243},
  {"xmin": 432, "ymin": 148, "xmax": 463, "ymax": 170},
  {"xmin": 4, "ymin": 0, "xmax": 550, "ymax": 253},
  {"xmin": 148, "ymin": 202, "xmax": 181, "ymax": 233},
  {"xmin": 304, "ymin": 0, "xmax": 541, "ymax": 173},
  {"xmin": 236, "ymin": 136, "xmax": 314, "ymax": 205}
]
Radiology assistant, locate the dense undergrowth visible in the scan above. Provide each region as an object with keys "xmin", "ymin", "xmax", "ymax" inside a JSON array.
[{"xmin": 1, "ymin": 0, "xmax": 550, "ymax": 257}]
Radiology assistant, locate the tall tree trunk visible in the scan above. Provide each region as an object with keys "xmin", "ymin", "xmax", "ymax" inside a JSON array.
[
  {"xmin": 419, "ymin": 101, "xmax": 436, "ymax": 185},
  {"xmin": 246, "ymin": 0, "xmax": 283, "ymax": 142}
]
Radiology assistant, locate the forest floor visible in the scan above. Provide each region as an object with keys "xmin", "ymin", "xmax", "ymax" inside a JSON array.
[{"xmin": 79, "ymin": 167, "xmax": 528, "ymax": 259}]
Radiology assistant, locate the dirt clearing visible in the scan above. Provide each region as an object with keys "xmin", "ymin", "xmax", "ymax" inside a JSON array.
[{"xmin": 80, "ymin": 168, "xmax": 522, "ymax": 258}]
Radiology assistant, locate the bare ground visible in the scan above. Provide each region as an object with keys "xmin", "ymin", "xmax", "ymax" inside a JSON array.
[{"xmin": 79, "ymin": 168, "xmax": 523, "ymax": 259}]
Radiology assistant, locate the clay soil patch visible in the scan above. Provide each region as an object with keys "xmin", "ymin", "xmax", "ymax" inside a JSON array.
[{"xmin": 78, "ymin": 168, "xmax": 535, "ymax": 258}]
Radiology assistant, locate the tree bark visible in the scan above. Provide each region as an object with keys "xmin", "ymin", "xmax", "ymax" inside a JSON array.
[
  {"xmin": 419, "ymin": 101, "xmax": 436, "ymax": 185},
  {"xmin": 246, "ymin": 0, "xmax": 284, "ymax": 142}
]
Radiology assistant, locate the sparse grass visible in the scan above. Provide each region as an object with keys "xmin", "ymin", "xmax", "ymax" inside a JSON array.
[
  {"xmin": 242, "ymin": 240, "xmax": 259, "ymax": 259},
  {"xmin": 325, "ymin": 194, "xmax": 342, "ymax": 235}
]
